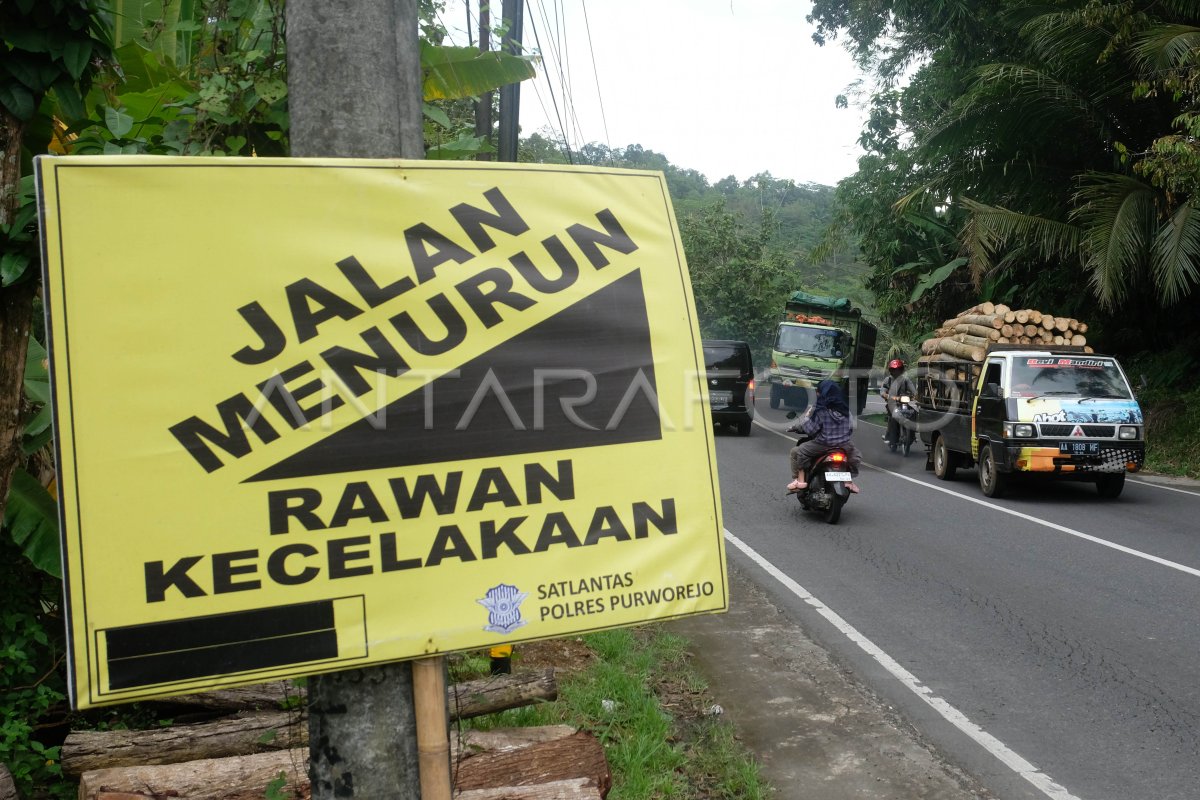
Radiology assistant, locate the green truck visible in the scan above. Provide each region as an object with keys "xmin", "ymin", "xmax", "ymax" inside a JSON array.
[{"xmin": 767, "ymin": 291, "xmax": 878, "ymax": 413}]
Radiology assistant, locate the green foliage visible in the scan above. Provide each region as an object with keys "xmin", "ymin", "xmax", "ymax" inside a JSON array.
[
  {"xmin": 0, "ymin": 0, "xmax": 113, "ymax": 124},
  {"xmin": 677, "ymin": 199, "xmax": 795, "ymax": 357},
  {"xmin": 812, "ymin": 0, "xmax": 1200, "ymax": 359},
  {"xmin": 0, "ymin": 535, "xmax": 69, "ymax": 799},
  {"xmin": 55, "ymin": 0, "xmax": 289, "ymax": 157},
  {"xmin": 264, "ymin": 769, "xmax": 288, "ymax": 800},
  {"xmin": 420, "ymin": 41, "xmax": 536, "ymax": 100},
  {"xmin": 1126, "ymin": 346, "xmax": 1200, "ymax": 477}
]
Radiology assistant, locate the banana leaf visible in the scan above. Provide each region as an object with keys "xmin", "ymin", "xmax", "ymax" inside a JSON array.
[
  {"xmin": 4, "ymin": 468, "xmax": 60, "ymax": 578},
  {"xmin": 421, "ymin": 43, "xmax": 537, "ymax": 101}
]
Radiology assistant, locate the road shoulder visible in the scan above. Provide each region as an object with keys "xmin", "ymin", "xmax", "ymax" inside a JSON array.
[{"xmin": 666, "ymin": 559, "xmax": 994, "ymax": 800}]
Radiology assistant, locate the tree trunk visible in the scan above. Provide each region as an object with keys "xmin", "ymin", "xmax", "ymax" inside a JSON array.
[
  {"xmin": 0, "ymin": 109, "xmax": 36, "ymax": 520},
  {"xmin": 0, "ymin": 762, "xmax": 17, "ymax": 800}
]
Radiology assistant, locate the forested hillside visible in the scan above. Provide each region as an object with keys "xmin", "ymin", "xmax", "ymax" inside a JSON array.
[{"xmin": 520, "ymin": 132, "xmax": 872, "ymax": 356}]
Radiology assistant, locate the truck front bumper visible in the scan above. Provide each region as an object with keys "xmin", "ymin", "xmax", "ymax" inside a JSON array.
[{"xmin": 997, "ymin": 441, "xmax": 1145, "ymax": 475}]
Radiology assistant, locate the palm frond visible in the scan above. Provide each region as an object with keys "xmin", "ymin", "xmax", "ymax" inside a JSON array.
[
  {"xmin": 1131, "ymin": 24, "xmax": 1200, "ymax": 71},
  {"xmin": 1018, "ymin": 8, "xmax": 1114, "ymax": 70},
  {"xmin": 1151, "ymin": 200, "xmax": 1200, "ymax": 305},
  {"xmin": 1071, "ymin": 173, "xmax": 1157, "ymax": 307},
  {"xmin": 961, "ymin": 197, "xmax": 1082, "ymax": 260}
]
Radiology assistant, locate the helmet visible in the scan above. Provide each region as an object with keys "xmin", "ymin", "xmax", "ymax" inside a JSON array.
[{"xmin": 888, "ymin": 358, "xmax": 905, "ymax": 371}]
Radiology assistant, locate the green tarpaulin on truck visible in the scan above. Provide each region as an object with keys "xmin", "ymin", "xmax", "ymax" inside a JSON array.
[{"xmin": 787, "ymin": 291, "xmax": 855, "ymax": 312}]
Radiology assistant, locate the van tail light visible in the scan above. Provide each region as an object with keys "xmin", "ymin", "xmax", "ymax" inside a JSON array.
[{"xmin": 748, "ymin": 378, "xmax": 755, "ymax": 400}]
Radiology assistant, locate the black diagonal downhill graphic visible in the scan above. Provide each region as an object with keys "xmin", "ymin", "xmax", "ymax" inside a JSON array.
[{"xmin": 248, "ymin": 269, "xmax": 662, "ymax": 482}]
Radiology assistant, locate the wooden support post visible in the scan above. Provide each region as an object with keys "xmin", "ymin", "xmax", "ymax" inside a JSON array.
[{"xmin": 415, "ymin": 656, "xmax": 452, "ymax": 800}]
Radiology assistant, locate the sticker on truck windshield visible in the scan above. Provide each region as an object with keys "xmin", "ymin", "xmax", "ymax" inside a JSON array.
[{"xmin": 1019, "ymin": 399, "xmax": 1142, "ymax": 425}]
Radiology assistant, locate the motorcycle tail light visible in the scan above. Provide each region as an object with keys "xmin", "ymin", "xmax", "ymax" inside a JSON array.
[{"xmin": 829, "ymin": 452, "xmax": 847, "ymax": 463}]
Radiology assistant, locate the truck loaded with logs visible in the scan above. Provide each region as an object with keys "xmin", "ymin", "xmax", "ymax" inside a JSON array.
[{"xmin": 914, "ymin": 303, "xmax": 1145, "ymax": 499}]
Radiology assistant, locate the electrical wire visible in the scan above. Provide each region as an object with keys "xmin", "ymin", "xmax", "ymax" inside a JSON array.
[
  {"xmin": 578, "ymin": 1, "xmax": 613, "ymax": 159},
  {"xmin": 527, "ymin": 0, "xmax": 575, "ymax": 163}
]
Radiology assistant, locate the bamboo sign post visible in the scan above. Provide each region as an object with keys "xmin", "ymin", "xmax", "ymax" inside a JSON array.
[{"xmin": 414, "ymin": 656, "xmax": 452, "ymax": 800}]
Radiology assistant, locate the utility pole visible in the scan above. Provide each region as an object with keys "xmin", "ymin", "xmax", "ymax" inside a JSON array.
[
  {"xmin": 285, "ymin": 1, "xmax": 425, "ymax": 797},
  {"xmin": 475, "ymin": 2, "xmax": 493, "ymax": 158},
  {"xmin": 498, "ymin": 0, "xmax": 524, "ymax": 162}
]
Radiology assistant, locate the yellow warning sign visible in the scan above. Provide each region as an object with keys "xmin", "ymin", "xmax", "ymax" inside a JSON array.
[{"xmin": 36, "ymin": 156, "xmax": 727, "ymax": 709}]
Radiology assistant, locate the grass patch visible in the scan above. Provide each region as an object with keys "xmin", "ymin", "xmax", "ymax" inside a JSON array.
[
  {"xmin": 859, "ymin": 412, "xmax": 886, "ymax": 427},
  {"xmin": 1142, "ymin": 387, "xmax": 1200, "ymax": 478},
  {"xmin": 453, "ymin": 627, "xmax": 769, "ymax": 800}
]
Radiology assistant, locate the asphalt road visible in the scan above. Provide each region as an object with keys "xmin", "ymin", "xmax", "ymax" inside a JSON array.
[{"xmin": 712, "ymin": 391, "xmax": 1200, "ymax": 800}]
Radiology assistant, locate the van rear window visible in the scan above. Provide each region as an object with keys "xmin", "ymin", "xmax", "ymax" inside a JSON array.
[{"xmin": 703, "ymin": 345, "xmax": 750, "ymax": 372}]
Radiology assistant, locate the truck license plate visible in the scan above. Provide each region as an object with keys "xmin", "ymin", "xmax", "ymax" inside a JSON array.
[
  {"xmin": 1058, "ymin": 441, "xmax": 1099, "ymax": 455},
  {"xmin": 825, "ymin": 471, "xmax": 853, "ymax": 482},
  {"xmin": 709, "ymin": 390, "xmax": 732, "ymax": 407}
]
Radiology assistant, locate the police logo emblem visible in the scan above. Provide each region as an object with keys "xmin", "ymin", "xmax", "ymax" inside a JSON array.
[{"xmin": 477, "ymin": 583, "xmax": 530, "ymax": 634}]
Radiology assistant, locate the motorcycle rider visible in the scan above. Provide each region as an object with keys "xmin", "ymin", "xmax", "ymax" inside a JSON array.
[
  {"xmin": 786, "ymin": 379, "xmax": 862, "ymax": 494},
  {"xmin": 880, "ymin": 358, "xmax": 916, "ymax": 446}
]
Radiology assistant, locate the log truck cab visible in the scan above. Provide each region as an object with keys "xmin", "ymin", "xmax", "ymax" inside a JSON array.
[{"xmin": 916, "ymin": 346, "xmax": 1145, "ymax": 499}]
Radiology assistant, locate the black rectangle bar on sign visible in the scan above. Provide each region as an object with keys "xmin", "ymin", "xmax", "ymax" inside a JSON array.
[
  {"xmin": 103, "ymin": 599, "xmax": 340, "ymax": 691},
  {"xmin": 105, "ymin": 599, "xmax": 335, "ymax": 659},
  {"xmin": 107, "ymin": 629, "xmax": 338, "ymax": 690}
]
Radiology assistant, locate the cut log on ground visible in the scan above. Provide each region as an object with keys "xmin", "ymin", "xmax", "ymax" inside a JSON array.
[
  {"xmin": 63, "ymin": 711, "xmax": 305, "ymax": 777},
  {"xmin": 450, "ymin": 669, "xmax": 559, "ymax": 720},
  {"xmin": 457, "ymin": 725, "xmax": 578, "ymax": 757},
  {"xmin": 454, "ymin": 731, "xmax": 611, "ymax": 797},
  {"xmin": 67, "ymin": 671, "xmax": 558, "ymax": 776},
  {"xmin": 456, "ymin": 778, "xmax": 603, "ymax": 800},
  {"xmin": 157, "ymin": 682, "xmax": 298, "ymax": 712},
  {"xmin": 79, "ymin": 726, "xmax": 590, "ymax": 800},
  {"xmin": 78, "ymin": 750, "xmax": 309, "ymax": 800}
]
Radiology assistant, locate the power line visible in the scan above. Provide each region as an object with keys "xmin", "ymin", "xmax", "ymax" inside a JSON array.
[
  {"xmin": 528, "ymin": 0, "xmax": 575, "ymax": 162},
  {"xmin": 579, "ymin": 1, "xmax": 612, "ymax": 157}
]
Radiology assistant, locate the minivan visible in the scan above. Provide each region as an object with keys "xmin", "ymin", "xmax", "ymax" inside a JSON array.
[{"xmin": 702, "ymin": 340, "xmax": 755, "ymax": 436}]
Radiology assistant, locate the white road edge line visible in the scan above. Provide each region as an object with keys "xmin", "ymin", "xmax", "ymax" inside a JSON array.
[
  {"xmin": 755, "ymin": 419, "xmax": 1200, "ymax": 579},
  {"xmin": 723, "ymin": 528, "xmax": 1083, "ymax": 800}
]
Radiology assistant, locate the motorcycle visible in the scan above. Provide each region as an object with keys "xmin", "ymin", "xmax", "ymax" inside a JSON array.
[
  {"xmin": 888, "ymin": 394, "xmax": 918, "ymax": 456},
  {"xmin": 786, "ymin": 415, "xmax": 854, "ymax": 524}
]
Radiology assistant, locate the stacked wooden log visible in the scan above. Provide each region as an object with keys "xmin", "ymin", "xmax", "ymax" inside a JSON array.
[
  {"xmin": 920, "ymin": 302, "xmax": 1093, "ymax": 362},
  {"xmin": 67, "ymin": 669, "xmax": 611, "ymax": 799}
]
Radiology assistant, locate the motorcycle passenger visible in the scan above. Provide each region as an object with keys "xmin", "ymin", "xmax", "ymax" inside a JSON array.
[
  {"xmin": 786, "ymin": 379, "xmax": 862, "ymax": 494},
  {"xmin": 880, "ymin": 358, "xmax": 916, "ymax": 446}
]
